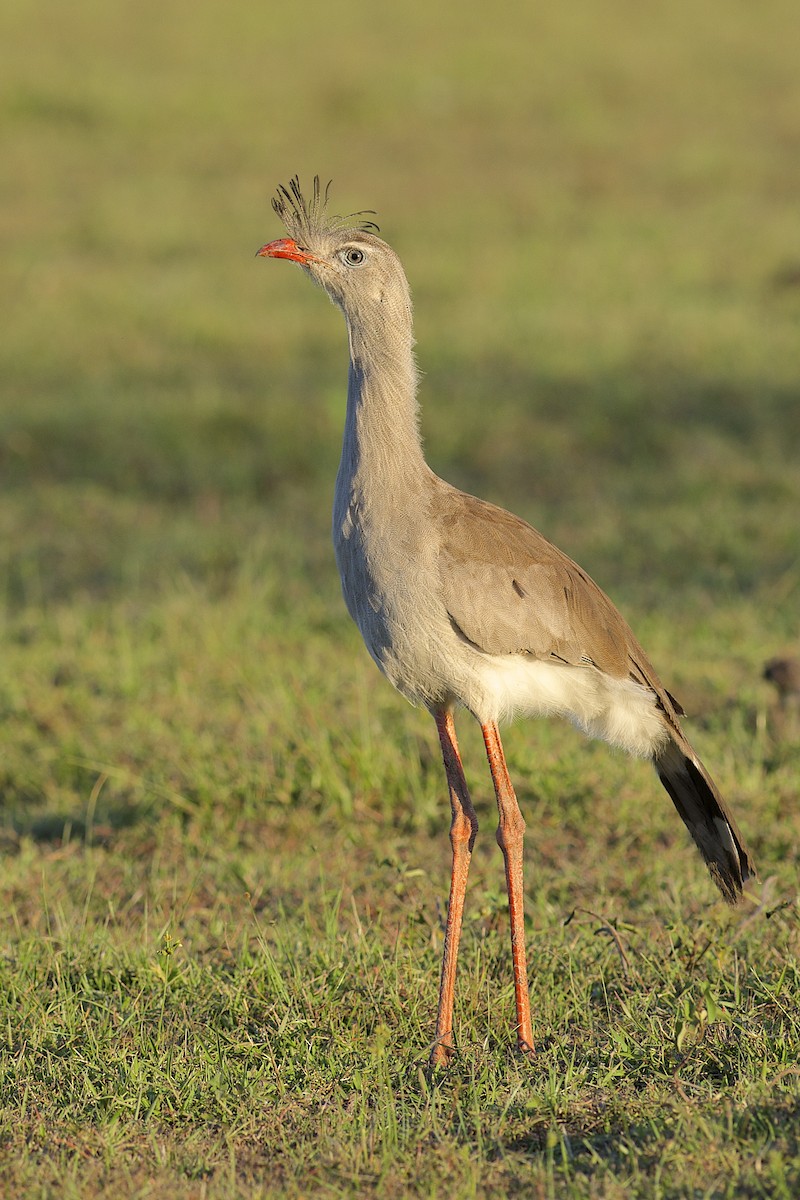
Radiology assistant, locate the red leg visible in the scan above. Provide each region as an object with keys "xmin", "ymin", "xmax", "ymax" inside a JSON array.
[
  {"xmin": 481, "ymin": 721, "xmax": 535, "ymax": 1054},
  {"xmin": 430, "ymin": 709, "xmax": 479, "ymax": 1066}
]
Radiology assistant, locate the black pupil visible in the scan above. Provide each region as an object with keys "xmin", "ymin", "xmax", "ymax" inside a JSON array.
[{"xmin": 348, "ymin": 249, "xmax": 363, "ymax": 263}]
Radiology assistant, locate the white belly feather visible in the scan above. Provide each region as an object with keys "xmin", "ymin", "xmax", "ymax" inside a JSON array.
[{"xmin": 469, "ymin": 652, "xmax": 668, "ymax": 757}]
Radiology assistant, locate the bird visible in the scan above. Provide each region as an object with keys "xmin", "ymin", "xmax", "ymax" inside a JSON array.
[
  {"xmin": 257, "ymin": 177, "xmax": 755, "ymax": 1066},
  {"xmin": 763, "ymin": 655, "xmax": 800, "ymax": 742},
  {"xmin": 763, "ymin": 656, "xmax": 800, "ymax": 708}
]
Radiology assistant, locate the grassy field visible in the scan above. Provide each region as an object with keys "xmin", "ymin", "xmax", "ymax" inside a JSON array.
[{"xmin": 1, "ymin": 0, "xmax": 800, "ymax": 1195}]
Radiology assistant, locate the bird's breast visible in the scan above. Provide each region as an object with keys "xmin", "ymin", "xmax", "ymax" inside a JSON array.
[{"xmin": 331, "ymin": 487, "xmax": 456, "ymax": 708}]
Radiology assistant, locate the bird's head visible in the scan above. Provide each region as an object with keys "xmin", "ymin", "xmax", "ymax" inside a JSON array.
[{"xmin": 257, "ymin": 177, "xmax": 412, "ymax": 332}]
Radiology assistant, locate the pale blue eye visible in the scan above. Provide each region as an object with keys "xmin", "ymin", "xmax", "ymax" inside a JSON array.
[{"xmin": 343, "ymin": 247, "xmax": 365, "ymax": 267}]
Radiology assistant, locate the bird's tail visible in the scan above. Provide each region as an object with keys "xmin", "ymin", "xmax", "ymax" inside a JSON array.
[{"xmin": 654, "ymin": 737, "xmax": 755, "ymax": 904}]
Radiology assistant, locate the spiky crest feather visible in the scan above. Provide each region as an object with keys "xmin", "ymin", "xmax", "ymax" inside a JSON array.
[{"xmin": 271, "ymin": 176, "xmax": 379, "ymax": 246}]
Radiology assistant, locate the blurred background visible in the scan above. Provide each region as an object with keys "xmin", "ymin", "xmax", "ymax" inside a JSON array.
[{"xmin": 0, "ymin": 0, "xmax": 798, "ymax": 829}]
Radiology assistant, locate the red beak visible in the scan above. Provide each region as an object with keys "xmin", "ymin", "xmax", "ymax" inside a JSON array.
[{"xmin": 256, "ymin": 237, "xmax": 319, "ymax": 264}]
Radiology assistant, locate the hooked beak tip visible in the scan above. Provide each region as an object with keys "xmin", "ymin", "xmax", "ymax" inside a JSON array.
[{"xmin": 256, "ymin": 237, "xmax": 317, "ymax": 264}]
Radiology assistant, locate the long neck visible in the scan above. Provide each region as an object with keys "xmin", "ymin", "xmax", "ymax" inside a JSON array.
[{"xmin": 338, "ymin": 302, "xmax": 428, "ymax": 496}]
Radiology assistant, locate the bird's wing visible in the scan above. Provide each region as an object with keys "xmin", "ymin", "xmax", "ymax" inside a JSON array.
[{"xmin": 436, "ymin": 488, "xmax": 679, "ymax": 705}]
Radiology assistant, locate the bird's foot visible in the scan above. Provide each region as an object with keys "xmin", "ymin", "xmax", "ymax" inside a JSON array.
[{"xmin": 429, "ymin": 1039, "xmax": 455, "ymax": 1068}]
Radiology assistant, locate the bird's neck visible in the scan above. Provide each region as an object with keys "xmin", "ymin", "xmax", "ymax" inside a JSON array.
[{"xmin": 338, "ymin": 312, "xmax": 428, "ymax": 494}]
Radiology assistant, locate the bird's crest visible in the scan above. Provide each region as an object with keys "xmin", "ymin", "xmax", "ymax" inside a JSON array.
[{"xmin": 271, "ymin": 176, "xmax": 380, "ymax": 244}]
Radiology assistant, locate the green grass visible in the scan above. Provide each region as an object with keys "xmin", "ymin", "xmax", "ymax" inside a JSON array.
[{"xmin": 1, "ymin": 0, "xmax": 800, "ymax": 1195}]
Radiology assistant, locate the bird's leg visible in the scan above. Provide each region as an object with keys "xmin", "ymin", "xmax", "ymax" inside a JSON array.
[
  {"xmin": 430, "ymin": 708, "xmax": 478, "ymax": 1067},
  {"xmin": 481, "ymin": 721, "xmax": 535, "ymax": 1055}
]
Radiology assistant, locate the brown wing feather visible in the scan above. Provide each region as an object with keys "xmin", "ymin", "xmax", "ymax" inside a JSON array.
[{"xmin": 436, "ymin": 488, "xmax": 682, "ymax": 712}]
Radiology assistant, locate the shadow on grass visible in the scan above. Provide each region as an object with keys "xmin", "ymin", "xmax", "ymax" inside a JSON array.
[
  {"xmin": 501, "ymin": 1092, "xmax": 800, "ymax": 1183},
  {"xmin": 2, "ymin": 359, "xmax": 797, "ymax": 614},
  {"xmin": 2, "ymin": 360, "xmax": 798, "ymax": 506},
  {"xmin": 2, "ymin": 799, "xmax": 146, "ymax": 848}
]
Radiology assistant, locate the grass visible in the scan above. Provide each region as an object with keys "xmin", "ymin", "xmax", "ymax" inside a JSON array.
[{"xmin": 1, "ymin": 0, "xmax": 800, "ymax": 1195}]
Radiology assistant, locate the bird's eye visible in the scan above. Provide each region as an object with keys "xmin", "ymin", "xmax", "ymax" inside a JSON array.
[{"xmin": 342, "ymin": 247, "xmax": 366, "ymax": 267}]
